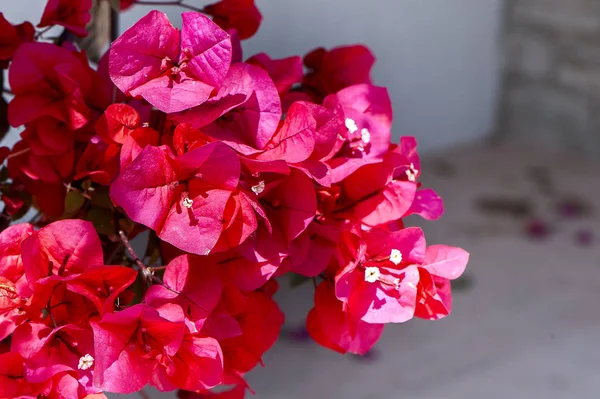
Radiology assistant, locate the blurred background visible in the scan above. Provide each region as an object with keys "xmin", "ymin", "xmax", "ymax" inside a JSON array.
[{"xmin": 2, "ymin": 0, "xmax": 600, "ymax": 398}]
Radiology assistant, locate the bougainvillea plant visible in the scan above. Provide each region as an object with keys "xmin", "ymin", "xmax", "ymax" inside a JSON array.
[{"xmin": 0, "ymin": 1, "xmax": 469, "ymax": 398}]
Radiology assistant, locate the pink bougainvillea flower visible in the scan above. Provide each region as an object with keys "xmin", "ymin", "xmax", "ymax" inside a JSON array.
[
  {"xmin": 218, "ymin": 291, "xmax": 283, "ymax": 383},
  {"xmin": 119, "ymin": 125, "xmax": 160, "ymax": 171},
  {"xmin": 0, "ymin": 352, "xmax": 30, "ymax": 398},
  {"xmin": 324, "ymin": 84, "xmax": 393, "ymax": 183},
  {"xmin": 219, "ymin": 251, "xmax": 280, "ymax": 292},
  {"xmin": 403, "ymin": 188, "xmax": 444, "ymax": 221},
  {"xmin": 392, "ymin": 136, "xmax": 421, "ymax": 182},
  {"xmin": 38, "ymin": 0, "xmax": 92, "ymax": 37},
  {"xmin": 20, "ymin": 219, "xmax": 103, "ymax": 287},
  {"xmin": 95, "ymin": 103, "xmax": 140, "ymax": 145},
  {"xmin": 0, "ymin": 13, "xmax": 34, "ymax": 66},
  {"xmin": 281, "ymin": 102, "xmax": 341, "ymax": 187},
  {"xmin": 303, "ymin": 100, "xmax": 345, "ymax": 162},
  {"xmin": 91, "ymin": 303, "xmax": 223, "ymax": 393},
  {"xmin": 307, "ymin": 280, "xmax": 383, "ymax": 355},
  {"xmin": 211, "ymin": 188, "xmax": 267, "ymax": 253},
  {"xmin": 67, "ymin": 265, "xmax": 137, "ymax": 315},
  {"xmin": 173, "ymin": 63, "xmax": 282, "ymax": 156},
  {"xmin": 227, "ymin": 28, "xmax": 243, "ymax": 63},
  {"xmin": 145, "ymin": 254, "xmax": 223, "ymax": 329},
  {"xmin": 414, "ymin": 245, "xmax": 469, "ymax": 320},
  {"xmin": 336, "ymin": 227, "xmax": 469, "ymax": 324},
  {"xmin": 286, "ymin": 222, "xmax": 339, "ymax": 278},
  {"xmin": 326, "ymin": 153, "xmax": 416, "ymax": 227},
  {"xmin": 90, "ymin": 304, "xmax": 184, "ymax": 393},
  {"xmin": 25, "ymin": 145, "xmax": 75, "ymax": 184},
  {"xmin": 0, "ymin": 224, "xmax": 34, "ymax": 340},
  {"xmin": 0, "ymin": 277, "xmax": 27, "ymax": 341},
  {"xmin": 246, "ymin": 53, "xmax": 303, "ymax": 95},
  {"xmin": 239, "ymin": 169, "xmax": 316, "ymax": 265},
  {"xmin": 391, "ymin": 137, "xmax": 444, "ymax": 220},
  {"xmin": 27, "ymin": 371, "xmax": 94, "ymax": 399},
  {"xmin": 8, "ymin": 43, "xmax": 92, "ymax": 129},
  {"xmin": 6, "ymin": 140, "xmax": 68, "ymax": 217},
  {"xmin": 26, "ymin": 275, "xmax": 96, "ymax": 327},
  {"xmin": 335, "ymin": 227, "xmax": 424, "ymax": 324},
  {"xmin": 204, "ymin": 0, "xmax": 262, "ymax": 40},
  {"xmin": 11, "ymin": 322, "xmax": 95, "ymax": 385},
  {"xmin": 75, "ymin": 103, "xmax": 159, "ymax": 185},
  {"xmin": 109, "ymin": 10, "xmax": 232, "ymax": 113},
  {"xmin": 303, "ymin": 44, "xmax": 375, "ymax": 99},
  {"xmin": 335, "ymin": 84, "xmax": 392, "ymax": 157},
  {"xmin": 256, "ymin": 101, "xmax": 317, "ymax": 164},
  {"xmin": 261, "ymin": 169, "xmax": 317, "ymax": 243},
  {"xmin": 153, "ymin": 332, "xmax": 224, "ymax": 393},
  {"xmin": 110, "ymin": 143, "xmax": 240, "ymax": 255},
  {"xmin": 21, "ymin": 117, "xmax": 74, "ymax": 157},
  {"xmin": 0, "ymin": 223, "xmax": 34, "ymax": 296},
  {"xmin": 74, "ymin": 136, "xmax": 119, "ymax": 185}
]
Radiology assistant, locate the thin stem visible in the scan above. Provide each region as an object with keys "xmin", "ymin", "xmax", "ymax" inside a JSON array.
[
  {"xmin": 137, "ymin": 389, "xmax": 151, "ymax": 399},
  {"xmin": 119, "ymin": 234, "xmax": 209, "ymax": 313},
  {"xmin": 133, "ymin": 0, "xmax": 205, "ymax": 12},
  {"xmin": 46, "ymin": 300, "xmax": 58, "ymax": 328},
  {"xmin": 119, "ymin": 230, "xmax": 152, "ymax": 282},
  {"xmin": 34, "ymin": 26, "xmax": 53, "ymax": 39},
  {"xmin": 64, "ymin": 183, "xmax": 93, "ymax": 200},
  {"xmin": 148, "ymin": 265, "xmax": 167, "ymax": 272},
  {"xmin": 5, "ymin": 148, "xmax": 30, "ymax": 160}
]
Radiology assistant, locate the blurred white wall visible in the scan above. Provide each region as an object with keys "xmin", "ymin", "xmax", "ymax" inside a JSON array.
[{"xmin": 2, "ymin": 0, "xmax": 504, "ymax": 153}]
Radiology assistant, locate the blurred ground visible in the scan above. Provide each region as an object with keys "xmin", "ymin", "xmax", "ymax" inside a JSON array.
[{"xmin": 112, "ymin": 140, "xmax": 600, "ymax": 399}]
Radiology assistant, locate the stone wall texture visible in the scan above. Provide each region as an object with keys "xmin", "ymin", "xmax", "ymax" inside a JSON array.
[{"xmin": 499, "ymin": 0, "xmax": 600, "ymax": 156}]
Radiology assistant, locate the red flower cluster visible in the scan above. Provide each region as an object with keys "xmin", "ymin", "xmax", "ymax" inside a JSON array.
[{"xmin": 0, "ymin": 1, "xmax": 469, "ymax": 398}]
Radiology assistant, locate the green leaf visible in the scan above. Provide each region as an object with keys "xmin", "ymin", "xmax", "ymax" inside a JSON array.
[
  {"xmin": 86, "ymin": 207, "xmax": 116, "ymax": 238},
  {"xmin": 90, "ymin": 186, "xmax": 114, "ymax": 210},
  {"xmin": 63, "ymin": 190, "xmax": 86, "ymax": 217}
]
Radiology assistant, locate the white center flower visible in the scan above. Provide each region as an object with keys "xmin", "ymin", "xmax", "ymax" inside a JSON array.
[
  {"xmin": 78, "ymin": 354, "xmax": 94, "ymax": 370},
  {"xmin": 405, "ymin": 163, "xmax": 418, "ymax": 182},
  {"xmin": 182, "ymin": 197, "xmax": 194, "ymax": 209},
  {"xmin": 389, "ymin": 249, "xmax": 403, "ymax": 265},
  {"xmin": 360, "ymin": 128, "xmax": 371, "ymax": 144},
  {"xmin": 364, "ymin": 266, "xmax": 380, "ymax": 283},
  {"xmin": 251, "ymin": 181, "xmax": 265, "ymax": 195},
  {"xmin": 345, "ymin": 118, "xmax": 358, "ymax": 134}
]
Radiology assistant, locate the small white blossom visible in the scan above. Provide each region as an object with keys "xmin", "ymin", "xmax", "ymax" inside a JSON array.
[
  {"xmin": 251, "ymin": 181, "xmax": 265, "ymax": 195},
  {"xmin": 345, "ymin": 118, "xmax": 358, "ymax": 134},
  {"xmin": 364, "ymin": 266, "xmax": 380, "ymax": 283},
  {"xmin": 78, "ymin": 354, "xmax": 94, "ymax": 370},
  {"xmin": 360, "ymin": 128, "xmax": 371, "ymax": 144},
  {"xmin": 182, "ymin": 197, "xmax": 194, "ymax": 209},
  {"xmin": 405, "ymin": 163, "xmax": 418, "ymax": 182},
  {"xmin": 389, "ymin": 249, "xmax": 403, "ymax": 265}
]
